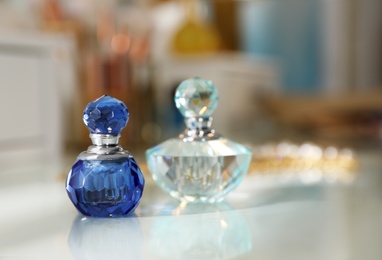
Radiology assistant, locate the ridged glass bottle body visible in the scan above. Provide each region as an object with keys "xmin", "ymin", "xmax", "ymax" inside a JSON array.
[
  {"xmin": 146, "ymin": 138, "xmax": 252, "ymax": 203},
  {"xmin": 66, "ymin": 154, "xmax": 144, "ymax": 217}
]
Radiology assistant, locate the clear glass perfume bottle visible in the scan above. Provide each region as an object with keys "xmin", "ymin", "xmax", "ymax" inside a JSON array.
[
  {"xmin": 146, "ymin": 77, "xmax": 252, "ymax": 203},
  {"xmin": 66, "ymin": 95, "xmax": 145, "ymax": 217}
]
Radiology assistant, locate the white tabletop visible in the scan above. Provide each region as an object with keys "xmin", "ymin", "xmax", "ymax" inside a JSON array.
[{"xmin": 0, "ymin": 150, "xmax": 380, "ymax": 260}]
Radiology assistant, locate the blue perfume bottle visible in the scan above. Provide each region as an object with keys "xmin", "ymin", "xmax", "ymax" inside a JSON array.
[
  {"xmin": 146, "ymin": 78, "xmax": 252, "ymax": 203},
  {"xmin": 66, "ymin": 95, "xmax": 144, "ymax": 217}
]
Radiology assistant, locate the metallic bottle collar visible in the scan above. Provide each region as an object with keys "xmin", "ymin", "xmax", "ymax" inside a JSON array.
[
  {"xmin": 90, "ymin": 134, "xmax": 121, "ymax": 146},
  {"xmin": 179, "ymin": 117, "xmax": 221, "ymax": 141},
  {"xmin": 79, "ymin": 133, "xmax": 131, "ymax": 159}
]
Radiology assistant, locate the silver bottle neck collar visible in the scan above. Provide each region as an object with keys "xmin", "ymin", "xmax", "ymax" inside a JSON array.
[
  {"xmin": 90, "ymin": 134, "xmax": 121, "ymax": 146},
  {"xmin": 78, "ymin": 134, "xmax": 131, "ymax": 159},
  {"xmin": 179, "ymin": 117, "xmax": 221, "ymax": 141}
]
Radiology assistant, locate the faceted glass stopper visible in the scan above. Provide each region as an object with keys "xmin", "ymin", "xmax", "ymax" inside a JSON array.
[
  {"xmin": 174, "ymin": 77, "xmax": 219, "ymax": 118},
  {"xmin": 83, "ymin": 95, "xmax": 129, "ymax": 135}
]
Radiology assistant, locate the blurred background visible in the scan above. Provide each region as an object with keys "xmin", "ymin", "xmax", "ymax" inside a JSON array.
[{"xmin": 0, "ymin": 0, "xmax": 381, "ymax": 174}]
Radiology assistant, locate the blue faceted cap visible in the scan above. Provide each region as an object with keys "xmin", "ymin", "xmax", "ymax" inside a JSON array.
[
  {"xmin": 83, "ymin": 95, "xmax": 129, "ymax": 134},
  {"xmin": 174, "ymin": 77, "xmax": 219, "ymax": 118}
]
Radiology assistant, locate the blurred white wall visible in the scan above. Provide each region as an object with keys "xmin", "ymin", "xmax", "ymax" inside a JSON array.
[{"xmin": 0, "ymin": 32, "xmax": 77, "ymax": 173}]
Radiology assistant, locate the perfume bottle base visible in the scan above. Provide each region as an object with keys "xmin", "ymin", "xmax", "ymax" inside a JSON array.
[{"xmin": 169, "ymin": 191, "xmax": 225, "ymax": 204}]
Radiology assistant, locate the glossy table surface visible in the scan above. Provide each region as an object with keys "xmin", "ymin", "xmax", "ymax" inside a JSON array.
[{"xmin": 1, "ymin": 149, "xmax": 381, "ymax": 260}]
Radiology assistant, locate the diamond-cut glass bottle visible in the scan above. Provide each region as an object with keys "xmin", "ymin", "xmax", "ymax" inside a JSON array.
[
  {"xmin": 146, "ymin": 77, "xmax": 252, "ymax": 203},
  {"xmin": 66, "ymin": 95, "xmax": 145, "ymax": 217}
]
